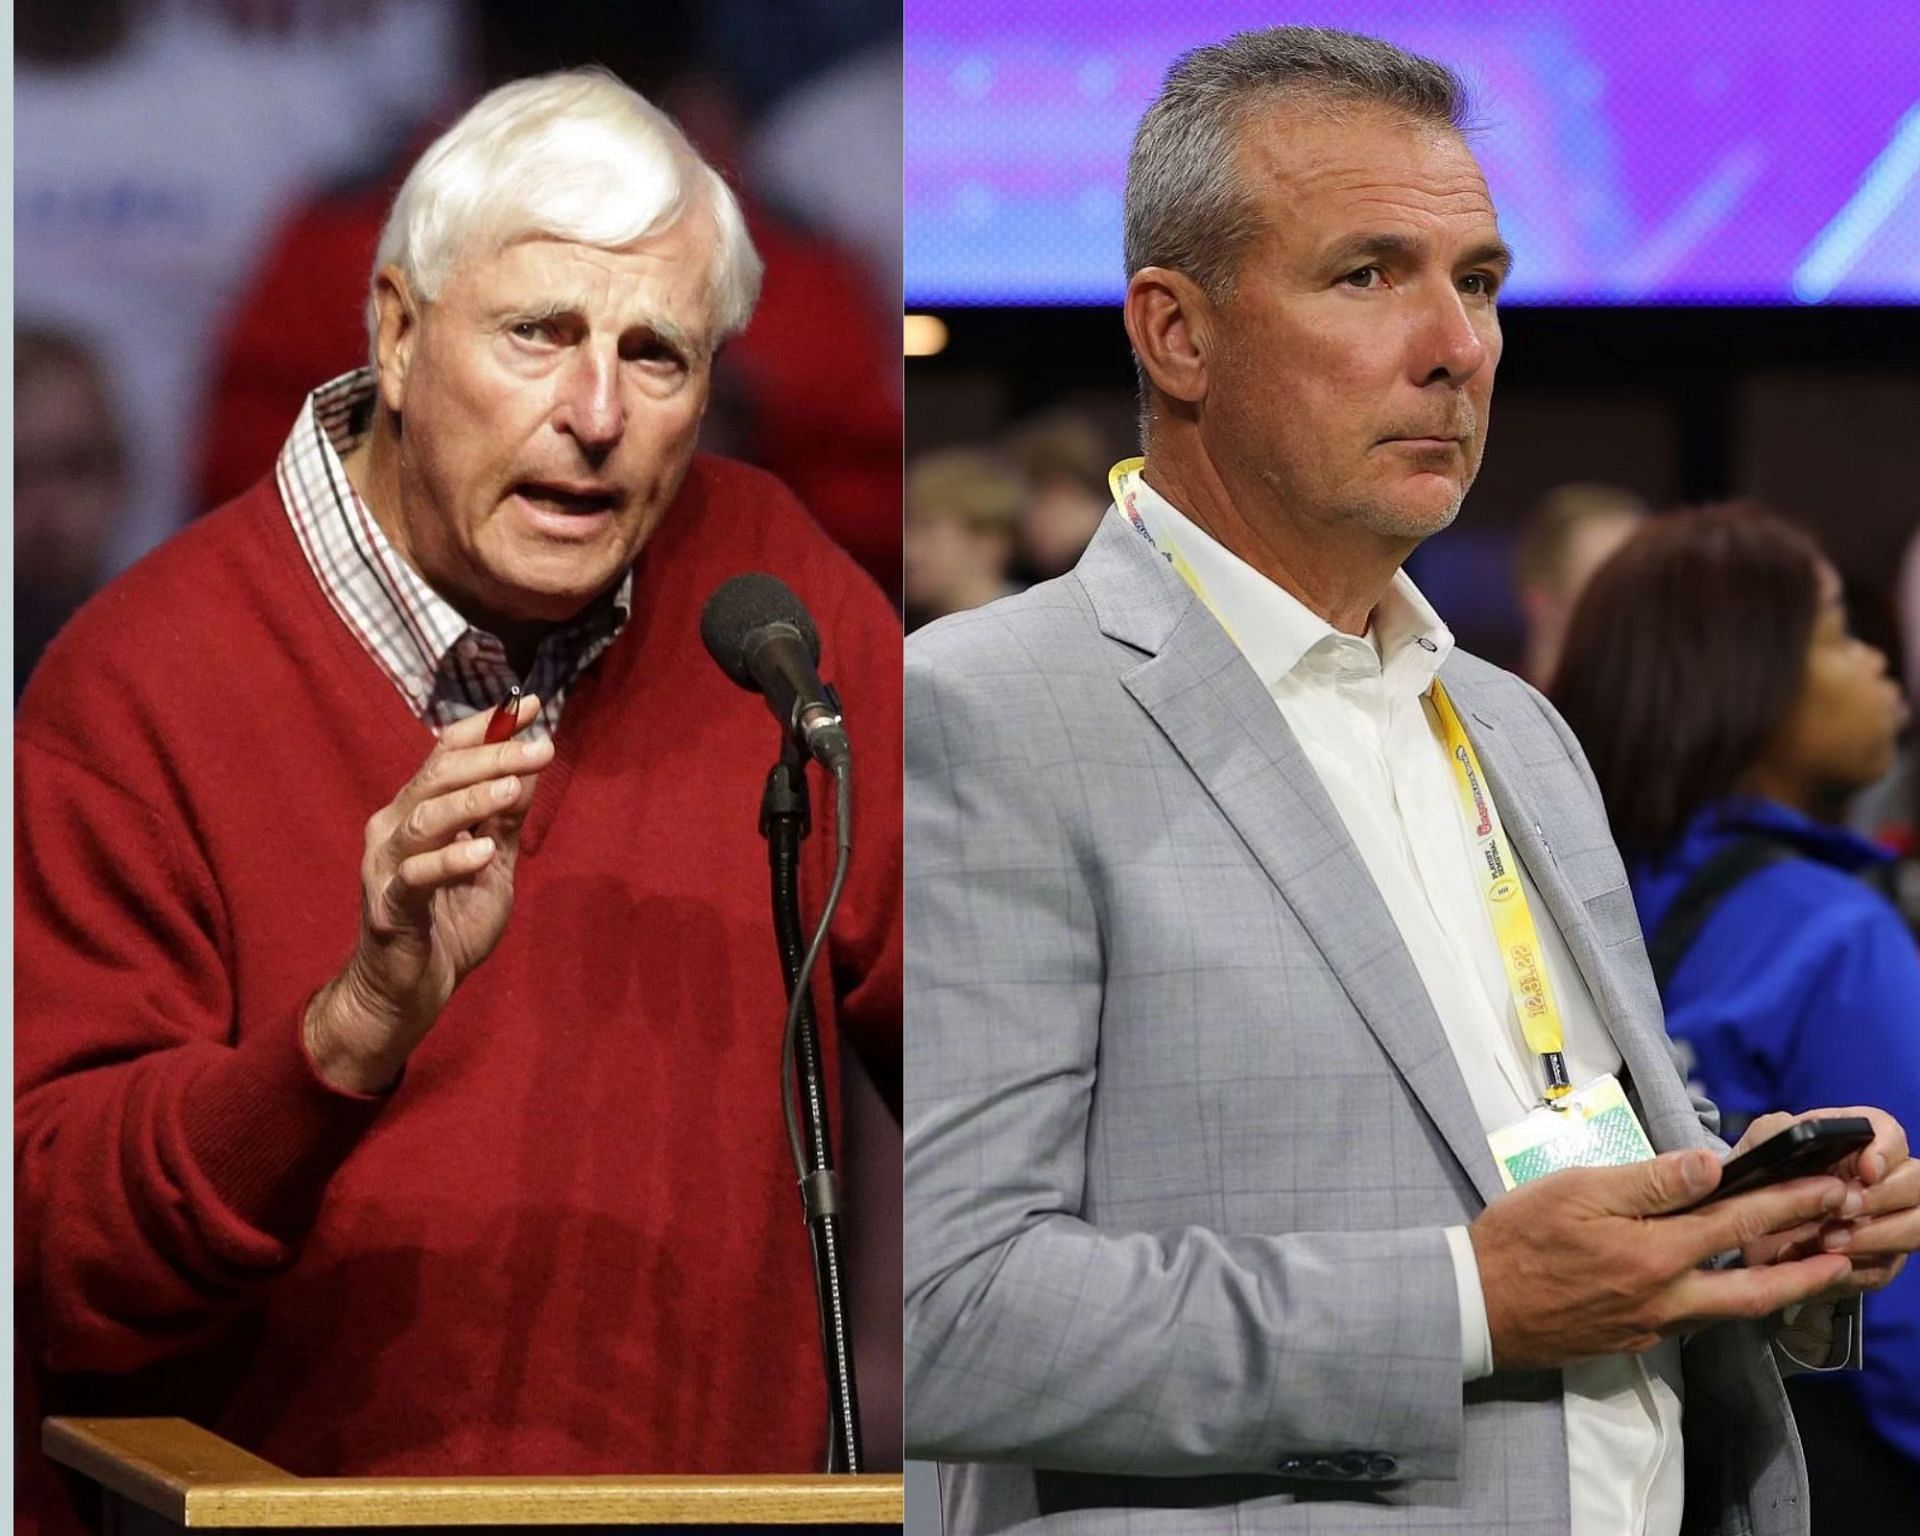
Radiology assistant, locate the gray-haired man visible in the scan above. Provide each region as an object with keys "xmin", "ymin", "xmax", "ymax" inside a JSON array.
[{"xmin": 904, "ymin": 27, "xmax": 1920, "ymax": 1535}]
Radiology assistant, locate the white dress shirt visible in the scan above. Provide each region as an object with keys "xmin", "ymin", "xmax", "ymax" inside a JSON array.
[{"xmin": 1122, "ymin": 477, "xmax": 1685, "ymax": 1535}]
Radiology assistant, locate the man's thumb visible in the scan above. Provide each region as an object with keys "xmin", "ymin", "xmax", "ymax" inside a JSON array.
[{"xmin": 1627, "ymin": 1149, "xmax": 1720, "ymax": 1214}]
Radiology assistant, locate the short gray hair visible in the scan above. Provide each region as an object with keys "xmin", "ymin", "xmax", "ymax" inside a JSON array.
[
  {"xmin": 370, "ymin": 69, "xmax": 762, "ymax": 361},
  {"xmin": 1124, "ymin": 27, "xmax": 1471, "ymax": 300}
]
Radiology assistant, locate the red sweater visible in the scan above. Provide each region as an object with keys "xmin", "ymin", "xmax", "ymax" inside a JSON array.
[{"xmin": 14, "ymin": 458, "xmax": 902, "ymax": 1532}]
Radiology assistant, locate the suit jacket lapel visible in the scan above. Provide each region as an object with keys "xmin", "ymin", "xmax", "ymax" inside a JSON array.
[
  {"xmin": 1437, "ymin": 674, "xmax": 1703, "ymax": 1153},
  {"xmin": 1079, "ymin": 519, "xmax": 1507, "ymax": 1204}
]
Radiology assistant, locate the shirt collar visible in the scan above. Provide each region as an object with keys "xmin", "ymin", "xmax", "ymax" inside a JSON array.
[
  {"xmin": 276, "ymin": 369, "xmax": 633, "ymax": 733},
  {"xmin": 1121, "ymin": 469, "xmax": 1454, "ymax": 697}
]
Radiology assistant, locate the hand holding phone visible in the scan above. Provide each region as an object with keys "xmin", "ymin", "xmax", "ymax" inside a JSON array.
[{"xmin": 1677, "ymin": 1117, "xmax": 1875, "ymax": 1213}]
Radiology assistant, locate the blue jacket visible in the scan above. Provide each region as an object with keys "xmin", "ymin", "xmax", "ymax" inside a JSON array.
[{"xmin": 1632, "ymin": 798, "xmax": 1920, "ymax": 1465}]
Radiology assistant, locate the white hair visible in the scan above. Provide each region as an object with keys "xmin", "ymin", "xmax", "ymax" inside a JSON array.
[{"xmin": 368, "ymin": 69, "xmax": 762, "ymax": 360}]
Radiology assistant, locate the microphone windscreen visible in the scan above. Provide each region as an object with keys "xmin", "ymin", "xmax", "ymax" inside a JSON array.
[{"xmin": 700, "ymin": 573, "xmax": 823, "ymax": 689}]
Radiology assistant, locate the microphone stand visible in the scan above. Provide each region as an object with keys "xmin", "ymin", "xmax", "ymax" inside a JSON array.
[{"xmin": 759, "ymin": 742, "xmax": 863, "ymax": 1473}]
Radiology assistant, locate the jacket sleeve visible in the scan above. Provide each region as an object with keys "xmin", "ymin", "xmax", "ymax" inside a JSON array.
[
  {"xmin": 14, "ymin": 736, "xmax": 385, "ymax": 1374},
  {"xmin": 902, "ymin": 638, "xmax": 1465, "ymax": 1482}
]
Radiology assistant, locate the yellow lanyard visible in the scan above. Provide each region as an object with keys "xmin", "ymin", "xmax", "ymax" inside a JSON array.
[
  {"xmin": 1108, "ymin": 457, "xmax": 1241, "ymax": 646},
  {"xmin": 1424, "ymin": 679, "xmax": 1573, "ymax": 1100},
  {"xmin": 1111, "ymin": 458, "xmax": 1574, "ymax": 1103}
]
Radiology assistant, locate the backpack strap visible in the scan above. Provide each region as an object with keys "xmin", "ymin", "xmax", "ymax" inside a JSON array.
[{"xmin": 1645, "ymin": 834, "xmax": 1800, "ymax": 993}]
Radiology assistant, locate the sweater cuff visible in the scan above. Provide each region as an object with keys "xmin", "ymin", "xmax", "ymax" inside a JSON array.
[{"xmin": 176, "ymin": 1005, "xmax": 390, "ymax": 1242}]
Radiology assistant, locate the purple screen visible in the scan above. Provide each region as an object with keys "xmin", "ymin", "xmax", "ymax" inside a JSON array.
[{"xmin": 905, "ymin": 1, "xmax": 1920, "ymax": 304}]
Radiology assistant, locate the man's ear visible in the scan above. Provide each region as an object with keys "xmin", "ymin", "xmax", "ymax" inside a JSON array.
[
  {"xmin": 371, "ymin": 266, "xmax": 421, "ymax": 415},
  {"xmin": 1123, "ymin": 266, "xmax": 1218, "ymax": 409}
]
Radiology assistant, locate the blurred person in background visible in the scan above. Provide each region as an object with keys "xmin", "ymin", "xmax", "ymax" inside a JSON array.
[
  {"xmin": 748, "ymin": 33, "xmax": 904, "ymax": 340},
  {"xmin": 15, "ymin": 327, "xmax": 130, "ymax": 700},
  {"xmin": 15, "ymin": 0, "xmax": 462, "ymax": 573},
  {"xmin": 1554, "ymin": 503, "xmax": 1920, "ymax": 1529},
  {"xmin": 904, "ymin": 448, "xmax": 1027, "ymax": 631},
  {"xmin": 1511, "ymin": 480, "xmax": 1648, "ymax": 690},
  {"xmin": 1906, "ymin": 527, "xmax": 1920, "ymax": 720},
  {"xmin": 1003, "ymin": 410, "xmax": 1114, "ymax": 585},
  {"xmin": 1850, "ymin": 522, "xmax": 1920, "ymax": 868}
]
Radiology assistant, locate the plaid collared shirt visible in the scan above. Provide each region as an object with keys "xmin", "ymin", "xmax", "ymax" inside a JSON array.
[{"xmin": 276, "ymin": 370, "xmax": 631, "ymax": 741}]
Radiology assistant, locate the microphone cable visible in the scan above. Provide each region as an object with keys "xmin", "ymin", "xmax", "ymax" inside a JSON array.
[
  {"xmin": 773, "ymin": 760, "xmax": 856, "ymax": 1471},
  {"xmin": 779, "ymin": 763, "xmax": 852, "ymax": 1186}
]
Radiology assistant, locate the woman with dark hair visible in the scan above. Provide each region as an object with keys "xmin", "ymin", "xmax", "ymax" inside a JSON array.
[{"xmin": 1554, "ymin": 502, "xmax": 1920, "ymax": 1526}]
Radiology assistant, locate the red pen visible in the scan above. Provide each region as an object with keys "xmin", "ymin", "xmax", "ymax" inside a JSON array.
[{"xmin": 484, "ymin": 684, "xmax": 525, "ymax": 744}]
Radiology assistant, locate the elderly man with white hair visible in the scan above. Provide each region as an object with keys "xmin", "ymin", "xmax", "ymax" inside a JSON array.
[{"xmin": 15, "ymin": 71, "xmax": 901, "ymax": 1534}]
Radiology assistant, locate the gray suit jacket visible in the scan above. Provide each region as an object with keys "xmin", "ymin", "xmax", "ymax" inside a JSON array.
[{"xmin": 903, "ymin": 515, "xmax": 1814, "ymax": 1535}]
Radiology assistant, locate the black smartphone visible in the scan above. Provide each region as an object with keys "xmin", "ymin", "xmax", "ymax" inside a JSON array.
[{"xmin": 1680, "ymin": 1117, "xmax": 1876, "ymax": 1211}]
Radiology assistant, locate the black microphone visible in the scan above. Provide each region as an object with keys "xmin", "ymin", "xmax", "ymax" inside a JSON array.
[{"xmin": 701, "ymin": 574, "xmax": 851, "ymax": 773}]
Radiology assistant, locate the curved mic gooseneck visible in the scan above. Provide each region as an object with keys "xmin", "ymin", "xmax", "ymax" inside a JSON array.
[{"xmin": 701, "ymin": 574, "xmax": 864, "ymax": 1474}]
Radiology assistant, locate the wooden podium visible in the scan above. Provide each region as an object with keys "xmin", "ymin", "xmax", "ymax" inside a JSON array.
[{"xmin": 44, "ymin": 1419, "xmax": 903, "ymax": 1534}]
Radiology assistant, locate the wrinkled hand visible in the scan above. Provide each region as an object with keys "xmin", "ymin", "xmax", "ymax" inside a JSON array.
[
  {"xmin": 1737, "ymin": 1107, "xmax": 1917, "ymax": 1301},
  {"xmin": 1470, "ymin": 1148, "xmax": 1852, "ymax": 1370},
  {"xmin": 305, "ymin": 696, "xmax": 551, "ymax": 1092}
]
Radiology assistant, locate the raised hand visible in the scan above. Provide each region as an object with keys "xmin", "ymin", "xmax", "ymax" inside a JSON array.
[{"xmin": 304, "ymin": 696, "xmax": 552, "ymax": 1092}]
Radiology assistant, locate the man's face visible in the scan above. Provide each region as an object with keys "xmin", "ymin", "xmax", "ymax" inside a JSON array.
[
  {"xmin": 1202, "ymin": 104, "xmax": 1508, "ymax": 544},
  {"xmin": 378, "ymin": 214, "xmax": 719, "ymax": 626}
]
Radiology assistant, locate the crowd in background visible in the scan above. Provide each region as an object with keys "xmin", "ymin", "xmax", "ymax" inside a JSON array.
[
  {"xmin": 904, "ymin": 408, "xmax": 1121, "ymax": 633},
  {"xmin": 15, "ymin": 0, "xmax": 905, "ymax": 699}
]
